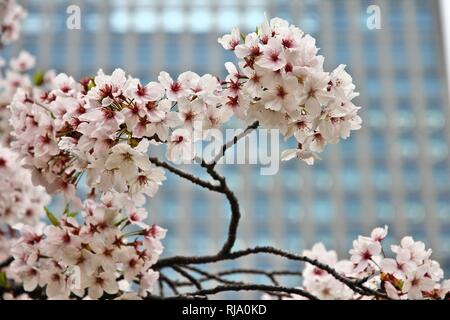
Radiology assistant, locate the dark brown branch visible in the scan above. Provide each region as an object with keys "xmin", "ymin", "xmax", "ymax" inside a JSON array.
[
  {"xmin": 151, "ymin": 154, "xmax": 241, "ymax": 257},
  {"xmin": 159, "ymin": 273, "xmax": 180, "ymax": 296},
  {"xmin": 158, "ymin": 278, "xmax": 165, "ymax": 298},
  {"xmin": 150, "ymin": 139, "xmax": 386, "ymax": 299},
  {"xmin": 177, "ymin": 266, "xmax": 292, "ymax": 299},
  {"xmin": 155, "ymin": 246, "xmax": 386, "ymax": 299},
  {"xmin": 177, "ymin": 267, "xmax": 301, "ymax": 287},
  {"xmin": 217, "ymin": 268, "xmax": 302, "ymax": 278},
  {"xmin": 203, "ymin": 164, "xmax": 240, "ymax": 255},
  {"xmin": 181, "ymin": 265, "xmax": 243, "ymax": 286},
  {"xmin": 184, "ymin": 284, "xmax": 319, "ymax": 300},
  {"xmin": 151, "ymin": 122, "xmax": 258, "ymax": 264},
  {"xmin": 0, "ymin": 257, "xmax": 13, "ymax": 269},
  {"xmin": 171, "ymin": 266, "xmax": 203, "ymax": 291},
  {"xmin": 208, "ymin": 120, "xmax": 259, "ymax": 167},
  {"xmin": 149, "ymin": 157, "xmax": 220, "ymax": 192}
]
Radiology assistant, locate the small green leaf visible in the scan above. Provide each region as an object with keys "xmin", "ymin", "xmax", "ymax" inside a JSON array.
[
  {"xmin": 87, "ymin": 79, "xmax": 96, "ymax": 91},
  {"xmin": 240, "ymin": 32, "xmax": 246, "ymax": 42},
  {"xmin": 45, "ymin": 207, "xmax": 60, "ymax": 226},
  {"xmin": 115, "ymin": 217, "xmax": 129, "ymax": 227},
  {"xmin": 255, "ymin": 26, "xmax": 259, "ymax": 35},
  {"xmin": 63, "ymin": 203, "xmax": 70, "ymax": 215},
  {"xmin": 0, "ymin": 272, "xmax": 9, "ymax": 289},
  {"xmin": 67, "ymin": 211, "xmax": 79, "ymax": 218},
  {"xmin": 33, "ymin": 71, "xmax": 45, "ymax": 86}
]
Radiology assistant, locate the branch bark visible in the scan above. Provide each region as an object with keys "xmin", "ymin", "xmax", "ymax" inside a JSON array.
[
  {"xmin": 154, "ymin": 246, "xmax": 386, "ymax": 299},
  {"xmin": 149, "ymin": 121, "xmax": 388, "ymax": 299},
  {"xmin": 183, "ymin": 284, "xmax": 319, "ymax": 300},
  {"xmin": 149, "ymin": 157, "xmax": 220, "ymax": 192},
  {"xmin": 208, "ymin": 120, "xmax": 259, "ymax": 167},
  {"xmin": 0, "ymin": 257, "xmax": 13, "ymax": 269}
]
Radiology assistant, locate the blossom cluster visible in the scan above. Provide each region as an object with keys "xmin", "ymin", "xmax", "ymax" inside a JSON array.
[
  {"xmin": 7, "ymin": 17, "xmax": 363, "ymax": 207},
  {"xmin": 10, "ymin": 194, "xmax": 166, "ymax": 299},
  {"xmin": 274, "ymin": 227, "xmax": 450, "ymax": 300},
  {"xmin": 8, "ymin": 58, "xmax": 251, "ymax": 205},
  {"xmin": 0, "ymin": 50, "xmax": 51, "ymax": 144},
  {"xmin": 0, "ymin": 0, "xmax": 26, "ymax": 46},
  {"xmin": 0, "ymin": 144, "xmax": 50, "ymax": 264},
  {"xmin": 8, "ymin": 15, "xmax": 446, "ymax": 302},
  {"xmin": 219, "ymin": 17, "xmax": 362, "ymax": 164}
]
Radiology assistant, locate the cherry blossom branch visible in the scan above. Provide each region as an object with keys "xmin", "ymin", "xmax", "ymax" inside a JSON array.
[
  {"xmin": 215, "ymin": 268, "xmax": 303, "ymax": 286},
  {"xmin": 149, "ymin": 152, "xmax": 242, "ymax": 256},
  {"xmin": 208, "ymin": 120, "xmax": 259, "ymax": 167},
  {"xmin": 3, "ymin": 12, "xmax": 447, "ymax": 301},
  {"xmin": 151, "ymin": 143, "xmax": 386, "ymax": 298},
  {"xmin": 174, "ymin": 266, "xmax": 293, "ymax": 298},
  {"xmin": 179, "ymin": 265, "xmax": 289, "ymax": 298},
  {"xmin": 149, "ymin": 157, "xmax": 221, "ymax": 192},
  {"xmin": 174, "ymin": 268, "xmax": 302, "ymax": 287},
  {"xmin": 171, "ymin": 266, "xmax": 203, "ymax": 291},
  {"xmin": 159, "ymin": 273, "xmax": 181, "ymax": 296},
  {"xmin": 182, "ymin": 284, "xmax": 319, "ymax": 300},
  {"xmin": 155, "ymin": 246, "xmax": 387, "ymax": 299},
  {"xmin": 0, "ymin": 257, "xmax": 13, "ymax": 269},
  {"xmin": 180, "ymin": 265, "xmax": 243, "ymax": 286},
  {"xmin": 205, "ymin": 165, "xmax": 241, "ymax": 255},
  {"xmin": 158, "ymin": 278, "xmax": 165, "ymax": 298}
]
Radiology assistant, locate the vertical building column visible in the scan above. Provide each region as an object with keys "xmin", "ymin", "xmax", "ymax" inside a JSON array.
[
  {"xmin": 402, "ymin": 0, "xmax": 440, "ymax": 257},
  {"xmin": 319, "ymin": 0, "xmax": 346, "ymax": 254},
  {"xmin": 37, "ymin": 1, "xmax": 55, "ymax": 71},
  {"xmin": 65, "ymin": 0, "xmax": 82, "ymax": 77},
  {"xmin": 94, "ymin": 0, "xmax": 110, "ymax": 73},
  {"xmin": 345, "ymin": 0, "xmax": 377, "ymax": 233},
  {"xmin": 123, "ymin": 0, "xmax": 137, "ymax": 76},
  {"xmin": 374, "ymin": 0, "xmax": 408, "ymax": 239}
]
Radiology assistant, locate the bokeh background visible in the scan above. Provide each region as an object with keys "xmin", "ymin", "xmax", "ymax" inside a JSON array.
[{"xmin": 4, "ymin": 0, "xmax": 450, "ymax": 298}]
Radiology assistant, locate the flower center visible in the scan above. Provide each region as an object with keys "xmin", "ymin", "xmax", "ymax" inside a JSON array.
[{"xmin": 270, "ymin": 52, "xmax": 280, "ymax": 63}]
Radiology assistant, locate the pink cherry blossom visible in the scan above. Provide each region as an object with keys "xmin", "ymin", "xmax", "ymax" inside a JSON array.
[
  {"xmin": 217, "ymin": 27, "xmax": 240, "ymax": 51},
  {"xmin": 11, "ymin": 197, "xmax": 166, "ymax": 300},
  {"xmin": 9, "ymin": 50, "xmax": 35, "ymax": 72},
  {"xmin": 158, "ymin": 71, "xmax": 187, "ymax": 101},
  {"xmin": 257, "ymin": 38, "xmax": 287, "ymax": 71},
  {"xmin": 220, "ymin": 17, "xmax": 362, "ymax": 165},
  {"xmin": 166, "ymin": 128, "xmax": 195, "ymax": 162},
  {"xmin": 371, "ymin": 225, "xmax": 388, "ymax": 242},
  {"xmin": 403, "ymin": 265, "xmax": 436, "ymax": 299},
  {"xmin": 349, "ymin": 236, "xmax": 382, "ymax": 274},
  {"xmin": 0, "ymin": 0, "xmax": 27, "ymax": 46}
]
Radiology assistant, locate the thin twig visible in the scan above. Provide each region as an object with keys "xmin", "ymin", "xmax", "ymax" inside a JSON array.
[
  {"xmin": 181, "ymin": 265, "xmax": 243, "ymax": 286},
  {"xmin": 184, "ymin": 284, "xmax": 319, "ymax": 300},
  {"xmin": 171, "ymin": 266, "xmax": 203, "ymax": 291},
  {"xmin": 159, "ymin": 273, "xmax": 180, "ymax": 296},
  {"xmin": 155, "ymin": 246, "xmax": 386, "ymax": 299},
  {"xmin": 177, "ymin": 268, "xmax": 301, "ymax": 287},
  {"xmin": 208, "ymin": 121, "xmax": 259, "ymax": 167},
  {"xmin": 149, "ymin": 157, "xmax": 220, "ymax": 192},
  {"xmin": 0, "ymin": 257, "xmax": 13, "ymax": 269},
  {"xmin": 158, "ymin": 278, "xmax": 165, "ymax": 298},
  {"xmin": 217, "ymin": 268, "xmax": 302, "ymax": 278}
]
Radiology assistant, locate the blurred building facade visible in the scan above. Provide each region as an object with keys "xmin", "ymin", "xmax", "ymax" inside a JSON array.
[{"xmin": 6, "ymin": 0, "xmax": 450, "ymax": 296}]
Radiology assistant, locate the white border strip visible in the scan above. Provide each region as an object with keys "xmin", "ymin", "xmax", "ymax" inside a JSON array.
[{"xmin": 440, "ymin": 0, "xmax": 450, "ymax": 98}]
